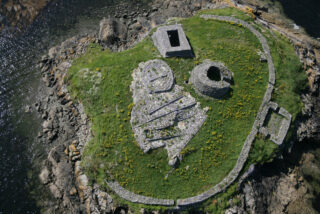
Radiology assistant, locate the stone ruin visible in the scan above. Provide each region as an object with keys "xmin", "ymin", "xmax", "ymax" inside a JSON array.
[
  {"xmin": 152, "ymin": 24, "xmax": 194, "ymax": 58},
  {"xmin": 130, "ymin": 59, "xmax": 207, "ymax": 167},
  {"xmin": 258, "ymin": 102, "xmax": 292, "ymax": 145},
  {"xmin": 107, "ymin": 15, "xmax": 295, "ymax": 207},
  {"xmin": 190, "ymin": 60, "xmax": 232, "ymax": 99}
]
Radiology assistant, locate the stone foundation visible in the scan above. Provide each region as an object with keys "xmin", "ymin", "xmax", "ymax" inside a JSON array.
[{"xmin": 130, "ymin": 59, "xmax": 207, "ymax": 167}]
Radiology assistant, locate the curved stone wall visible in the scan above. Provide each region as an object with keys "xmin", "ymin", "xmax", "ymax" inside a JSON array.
[
  {"xmin": 190, "ymin": 60, "xmax": 232, "ymax": 98},
  {"xmin": 106, "ymin": 181, "xmax": 175, "ymax": 206}
]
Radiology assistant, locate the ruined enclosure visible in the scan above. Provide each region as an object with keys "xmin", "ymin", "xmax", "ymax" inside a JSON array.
[
  {"xmin": 259, "ymin": 102, "xmax": 292, "ymax": 146},
  {"xmin": 264, "ymin": 112, "xmax": 284, "ymax": 136},
  {"xmin": 152, "ymin": 24, "xmax": 194, "ymax": 57},
  {"xmin": 71, "ymin": 12, "xmax": 298, "ymax": 207},
  {"xmin": 130, "ymin": 60, "xmax": 207, "ymax": 167}
]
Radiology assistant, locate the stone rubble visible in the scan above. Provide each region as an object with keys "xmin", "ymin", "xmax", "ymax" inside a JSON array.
[
  {"xmin": 130, "ymin": 59, "xmax": 207, "ymax": 167},
  {"xmin": 37, "ymin": 34, "xmax": 118, "ymax": 213}
]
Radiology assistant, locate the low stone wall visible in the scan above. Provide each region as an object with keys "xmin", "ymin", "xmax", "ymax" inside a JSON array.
[
  {"xmin": 107, "ymin": 181, "xmax": 175, "ymax": 206},
  {"xmin": 177, "ymin": 127, "xmax": 259, "ymax": 206}
]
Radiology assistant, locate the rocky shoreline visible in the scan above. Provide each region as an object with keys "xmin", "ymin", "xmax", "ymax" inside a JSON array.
[
  {"xmin": 233, "ymin": 1, "xmax": 320, "ymax": 213},
  {"xmin": 35, "ymin": 0, "xmax": 320, "ymax": 213}
]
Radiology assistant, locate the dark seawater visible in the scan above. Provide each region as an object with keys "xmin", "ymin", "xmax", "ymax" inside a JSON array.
[
  {"xmin": 276, "ymin": 0, "xmax": 320, "ymax": 38},
  {"xmin": 0, "ymin": 0, "xmax": 149, "ymax": 213}
]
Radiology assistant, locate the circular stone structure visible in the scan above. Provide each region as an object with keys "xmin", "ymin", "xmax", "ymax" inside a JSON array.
[{"xmin": 190, "ymin": 60, "xmax": 232, "ymax": 98}]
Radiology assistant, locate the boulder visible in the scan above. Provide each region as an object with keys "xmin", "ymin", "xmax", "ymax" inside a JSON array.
[
  {"xmin": 97, "ymin": 191, "xmax": 113, "ymax": 212},
  {"xmin": 69, "ymin": 187, "xmax": 78, "ymax": 196},
  {"xmin": 48, "ymin": 46, "xmax": 59, "ymax": 59},
  {"xmin": 78, "ymin": 174, "xmax": 89, "ymax": 191},
  {"xmin": 98, "ymin": 18, "xmax": 127, "ymax": 48},
  {"xmin": 39, "ymin": 167, "xmax": 50, "ymax": 184},
  {"xmin": 49, "ymin": 184, "xmax": 62, "ymax": 199}
]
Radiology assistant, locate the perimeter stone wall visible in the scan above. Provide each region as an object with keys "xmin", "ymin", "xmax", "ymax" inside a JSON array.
[
  {"xmin": 106, "ymin": 181, "xmax": 175, "ymax": 206},
  {"xmin": 106, "ymin": 15, "xmax": 292, "ymax": 208}
]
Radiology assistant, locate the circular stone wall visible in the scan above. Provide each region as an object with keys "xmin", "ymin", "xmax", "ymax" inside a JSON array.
[{"xmin": 191, "ymin": 60, "xmax": 232, "ymax": 98}]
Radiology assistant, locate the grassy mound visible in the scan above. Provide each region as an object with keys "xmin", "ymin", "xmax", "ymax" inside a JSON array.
[{"xmin": 66, "ymin": 7, "xmax": 304, "ymax": 201}]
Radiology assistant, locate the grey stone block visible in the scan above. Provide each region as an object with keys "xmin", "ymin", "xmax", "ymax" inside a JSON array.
[
  {"xmin": 259, "ymin": 127, "xmax": 269, "ymax": 137},
  {"xmin": 269, "ymin": 102, "xmax": 278, "ymax": 111},
  {"xmin": 273, "ymin": 107, "xmax": 292, "ymax": 145},
  {"xmin": 152, "ymin": 24, "xmax": 194, "ymax": 58}
]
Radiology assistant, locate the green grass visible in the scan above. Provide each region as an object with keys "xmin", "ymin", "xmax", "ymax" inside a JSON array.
[
  {"xmin": 197, "ymin": 7, "xmax": 254, "ymax": 22},
  {"xmin": 184, "ymin": 183, "xmax": 241, "ymax": 214},
  {"xmin": 248, "ymin": 136, "xmax": 279, "ymax": 165},
  {"xmin": 269, "ymin": 32, "xmax": 306, "ymax": 120},
  {"xmin": 66, "ymin": 6, "xmax": 305, "ymax": 207}
]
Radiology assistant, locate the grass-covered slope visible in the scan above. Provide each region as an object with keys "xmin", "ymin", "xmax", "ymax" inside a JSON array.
[{"xmin": 66, "ymin": 7, "xmax": 305, "ymax": 201}]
